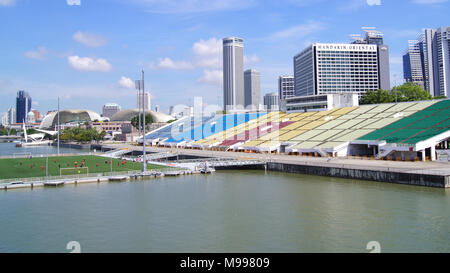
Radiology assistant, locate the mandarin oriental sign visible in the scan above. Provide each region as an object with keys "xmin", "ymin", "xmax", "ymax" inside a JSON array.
[{"xmin": 315, "ymin": 43, "xmax": 377, "ymax": 52}]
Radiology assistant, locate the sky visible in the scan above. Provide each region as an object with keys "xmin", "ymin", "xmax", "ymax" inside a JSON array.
[{"xmin": 0, "ymin": 0, "xmax": 448, "ymax": 116}]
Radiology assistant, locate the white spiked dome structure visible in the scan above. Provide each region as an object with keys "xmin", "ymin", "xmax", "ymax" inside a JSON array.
[{"xmin": 40, "ymin": 109, "xmax": 102, "ymax": 129}]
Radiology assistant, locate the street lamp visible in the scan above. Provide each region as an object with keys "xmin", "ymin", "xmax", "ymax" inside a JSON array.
[
  {"xmin": 135, "ymin": 80, "xmax": 142, "ymax": 141},
  {"xmin": 135, "ymin": 70, "xmax": 147, "ymax": 173}
]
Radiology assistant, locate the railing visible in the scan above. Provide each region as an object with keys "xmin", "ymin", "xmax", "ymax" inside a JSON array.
[{"xmin": 0, "ymin": 167, "xmax": 188, "ymax": 187}]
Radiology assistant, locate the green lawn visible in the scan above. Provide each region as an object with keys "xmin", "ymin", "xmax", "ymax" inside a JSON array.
[{"xmin": 0, "ymin": 155, "xmax": 168, "ymax": 180}]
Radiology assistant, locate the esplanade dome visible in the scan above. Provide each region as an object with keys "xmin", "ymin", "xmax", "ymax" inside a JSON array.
[
  {"xmin": 111, "ymin": 109, "xmax": 173, "ymax": 123},
  {"xmin": 39, "ymin": 109, "xmax": 102, "ymax": 129}
]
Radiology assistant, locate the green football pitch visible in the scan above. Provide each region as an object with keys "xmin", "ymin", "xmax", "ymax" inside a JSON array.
[{"xmin": 0, "ymin": 155, "xmax": 168, "ymax": 180}]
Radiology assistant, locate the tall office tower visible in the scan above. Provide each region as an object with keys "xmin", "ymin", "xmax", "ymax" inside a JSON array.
[
  {"xmin": 154, "ymin": 105, "xmax": 160, "ymax": 112},
  {"xmin": 264, "ymin": 92, "xmax": 279, "ymax": 112},
  {"xmin": 16, "ymin": 90, "xmax": 32, "ymax": 124},
  {"xmin": 7, "ymin": 108, "xmax": 16, "ymax": 125},
  {"xmin": 294, "ymin": 43, "xmax": 383, "ymax": 97},
  {"xmin": 223, "ymin": 37, "xmax": 244, "ymax": 112},
  {"xmin": 102, "ymin": 103, "xmax": 121, "ymax": 119},
  {"xmin": 403, "ymin": 40, "xmax": 425, "ymax": 88},
  {"xmin": 137, "ymin": 91, "xmax": 151, "ymax": 110},
  {"xmin": 244, "ymin": 69, "xmax": 261, "ymax": 110},
  {"xmin": 278, "ymin": 76, "xmax": 295, "ymax": 100},
  {"xmin": 434, "ymin": 27, "xmax": 450, "ymax": 97},
  {"xmin": 418, "ymin": 29, "xmax": 437, "ymax": 96}
]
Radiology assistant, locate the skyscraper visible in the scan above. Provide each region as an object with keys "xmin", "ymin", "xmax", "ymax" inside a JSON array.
[
  {"xmin": 223, "ymin": 37, "xmax": 244, "ymax": 112},
  {"xmin": 420, "ymin": 28, "xmax": 437, "ymax": 96},
  {"xmin": 244, "ymin": 69, "xmax": 261, "ymax": 110},
  {"xmin": 16, "ymin": 90, "xmax": 32, "ymax": 124},
  {"xmin": 278, "ymin": 76, "xmax": 295, "ymax": 100},
  {"xmin": 137, "ymin": 91, "xmax": 151, "ymax": 110},
  {"xmin": 435, "ymin": 27, "xmax": 450, "ymax": 97},
  {"xmin": 403, "ymin": 40, "xmax": 425, "ymax": 88},
  {"xmin": 403, "ymin": 27, "xmax": 449, "ymax": 97}
]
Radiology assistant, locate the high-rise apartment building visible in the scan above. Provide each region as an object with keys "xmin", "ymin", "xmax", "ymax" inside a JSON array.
[
  {"xmin": 244, "ymin": 69, "xmax": 261, "ymax": 110},
  {"xmin": 403, "ymin": 40, "xmax": 425, "ymax": 88},
  {"xmin": 278, "ymin": 76, "xmax": 295, "ymax": 100},
  {"xmin": 223, "ymin": 37, "xmax": 244, "ymax": 112},
  {"xmin": 102, "ymin": 103, "xmax": 121, "ymax": 119},
  {"xmin": 16, "ymin": 90, "xmax": 32, "ymax": 124},
  {"xmin": 137, "ymin": 92, "xmax": 151, "ymax": 110},
  {"xmin": 403, "ymin": 27, "xmax": 450, "ymax": 97}
]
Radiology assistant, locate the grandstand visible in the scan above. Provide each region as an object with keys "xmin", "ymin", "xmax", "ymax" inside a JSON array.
[
  {"xmin": 141, "ymin": 100, "xmax": 450, "ymax": 161},
  {"xmin": 143, "ymin": 112, "xmax": 267, "ymax": 148}
]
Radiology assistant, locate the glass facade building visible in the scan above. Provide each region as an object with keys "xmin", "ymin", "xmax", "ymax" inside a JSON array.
[{"xmin": 16, "ymin": 90, "xmax": 32, "ymax": 124}]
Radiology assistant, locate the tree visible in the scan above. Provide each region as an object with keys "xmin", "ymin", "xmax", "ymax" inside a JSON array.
[
  {"xmin": 360, "ymin": 83, "xmax": 434, "ymax": 105},
  {"xmin": 131, "ymin": 114, "xmax": 153, "ymax": 130},
  {"xmin": 392, "ymin": 82, "xmax": 432, "ymax": 102},
  {"xmin": 360, "ymin": 89, "xmax": 393, "ymax": 105}
]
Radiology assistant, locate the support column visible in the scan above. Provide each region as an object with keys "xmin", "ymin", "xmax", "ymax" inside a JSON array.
[
  {"xmin": 421, "ymin": 150, "xmax": 426, "ymax": 161},
  {"xmin": 431, "ymin": 145, "xmax": 436, "ymax": 161}
]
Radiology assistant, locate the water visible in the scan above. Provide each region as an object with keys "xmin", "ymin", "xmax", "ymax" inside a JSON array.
[
  {"xmin": 0, "ymin": 170, "xmax": 448, "ymax": 253},
  {"xmin": 0, "ymin": 142, "xmax": 89, "ymax": 157}
]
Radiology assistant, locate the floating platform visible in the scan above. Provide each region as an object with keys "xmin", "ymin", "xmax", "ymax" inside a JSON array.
[
  {"xmin": 108, "ymin": 176, "xmax": 129, "ymax": 182},
  {"xmin": 44, "ymin": 181, "xmax": 65, "ymax": 187}
]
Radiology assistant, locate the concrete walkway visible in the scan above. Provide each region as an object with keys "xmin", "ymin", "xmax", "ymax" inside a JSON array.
[{"xmin": 103, "ymin": 144, "xmax": 450, "ymax": 176}]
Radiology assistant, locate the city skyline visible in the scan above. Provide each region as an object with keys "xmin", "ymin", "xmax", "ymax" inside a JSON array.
[{"xmin": 0, "ymin": 0, "xmax": 449, "ymax": 115}]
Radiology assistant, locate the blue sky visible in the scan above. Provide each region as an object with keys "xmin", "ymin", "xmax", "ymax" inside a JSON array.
[{"xmin": 0, "ymin": 0, "xmax": 448, "ymax": 116}]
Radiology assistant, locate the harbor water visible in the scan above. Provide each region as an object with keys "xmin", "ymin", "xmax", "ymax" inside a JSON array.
[{"xmin": 0, "ymin": 169, "xmax": 448, "ymax": 253}]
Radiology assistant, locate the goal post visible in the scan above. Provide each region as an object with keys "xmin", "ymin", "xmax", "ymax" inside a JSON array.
[
  {"xmin": 60, "ymin": 167, "xmax": 89, "ymax": 177},
  {"xmin": 13, "ymin": 152, "xmax": 32, "ymax": 159}
]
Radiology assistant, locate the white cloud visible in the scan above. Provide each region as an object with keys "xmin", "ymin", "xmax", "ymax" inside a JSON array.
[
  {"xmin": 67, "ymin": 0, "xmax": 81, "ymax": 6},
  {"xmin": 73, "ymin": 31, "xmax": 108, "ymax": 48},
  {"xmin": 244, "ymin": 54, "xmax": 260, "ymax": 64},
  {"xmin": 0, "ymin": 0, "xmax": 15, "ymax": 6},
  {"xmin": 131, "ymin": 0, "xmax": 254, "ymax": 14},
  {"xmin": 270, "ymin": 21, "xmax": 325, "ymax": 40},
  {"xmin": 366, "ymin": 0, "xmax": 381, "ymax": 5},
  {"xmin": 118, "ymin": 76, "xmax": 134, "ymax": 89},
  {"xmin": 192, "ymin": 38, "xmax": 223, "ymax": 69},
  {"xmin": 24, "ymin": 47, "xmax": 48, "ymax": 60},
  {"xmin": 68, "ymin": 56, "xmax": 112, "ymax": 72},
  {"xmin": 413, "ymin": 0, "xmax": 447, "ymax": 3},
  {"xmin": 157, "ymin": 57, "xmax": 194, "ymax": 70},
  {"xmin": 198, "ymin": 70, "xmax": 222, "ymax": 85}
]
